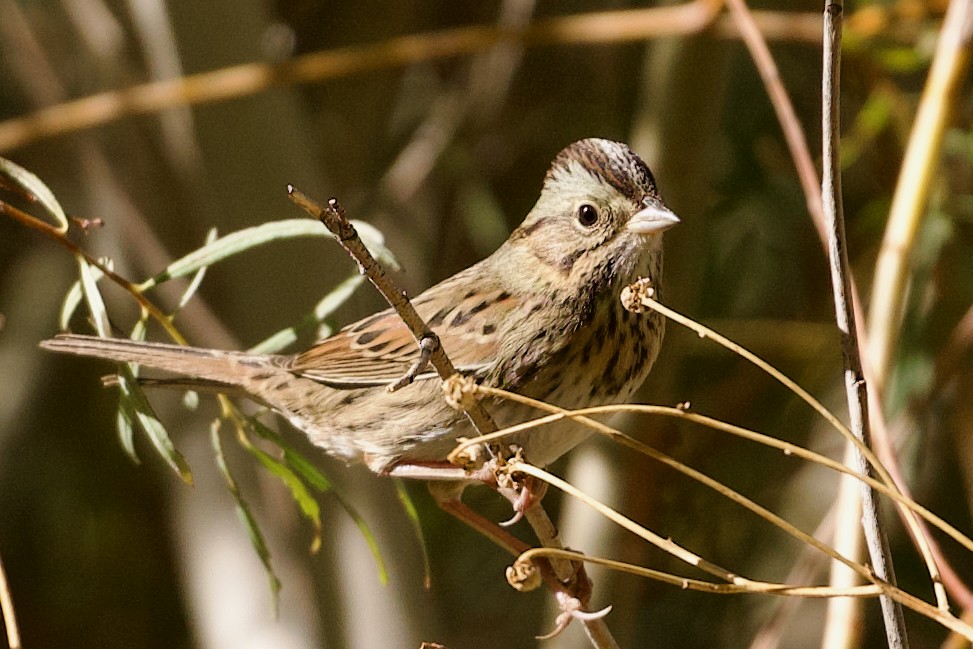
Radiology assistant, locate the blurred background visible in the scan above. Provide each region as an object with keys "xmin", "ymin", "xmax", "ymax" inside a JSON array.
[{"xmin": 1, "ymin": 0, "xmax": 971, "ymax": 647}]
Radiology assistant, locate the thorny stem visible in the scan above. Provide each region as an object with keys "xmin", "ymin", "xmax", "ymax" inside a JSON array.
[{"xmin": 822, "ymin": 2, "xmax": 909, "ymax": 647}]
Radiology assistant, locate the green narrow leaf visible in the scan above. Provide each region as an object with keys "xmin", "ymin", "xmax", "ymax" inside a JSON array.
[
  {"xmin": 311, "ymin": 274, "xmax": 366, "ymax": 321},
  {"xmin": 211, "ymin": 421, "xmax": 281, "ymax": 613},
  {"xmin": 248, "ymin": 273, "xmax": 364, "ymax": 354},
  {"xmin": 395, "ymin": 479, "xmax": 432, "ymax": 588},
  {"xmin": 59, "ymin": 279, "xmax": 86, "ymax": 330},
  {"xmin": 249, "ymin": 326, "xmax": 311, "ymax": 357},
  {"xmin": 138, "ymin": 218, "xmax": 399, "ymax": 291},
  {"xmin": 246, "ymin": 416, "xmax": 332, "ymax": 491},
  {"xmin": 281, "ymin": 447, "xmax": 331, "ymax": 492},
  {"xmin": 245, "ymin": 415, "xmax": 386, "ymax": 582},
  {"xmin": 117, "ymin": 317, "xmax": 149, "ymax": 458},
  {"xmin": 129, "ymin": 317, "xmax": 148, "ymax": 342},
  {"xmin": 115, "ymin": 368, "xmax": 194, "ymax": 485},
  {"xmin": 174, "ymin": 228, "xmax": 217, "ymax": 314},
  {"xmin": 343, "ymin": 500, "xmax": 389, "ymax": 586},
  {"xmin": 246, "ymin": 444, "xmax": 323, "ymax": 553},
  {"xmin": 77, "ymin": 258, "xmax": 110, "ymax": 337},
  {"xmin": 0, "ymin": 156, "xmax": 69, "ymax": 231},
  {"xmin": 115, "ymin": 399, "xmax": 140, "ymax": 465}
]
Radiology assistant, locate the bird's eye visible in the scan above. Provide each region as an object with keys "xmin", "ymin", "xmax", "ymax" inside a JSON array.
[{"xmin": 577, "ymin": 203, "xmax": 599, "ymax": 227}]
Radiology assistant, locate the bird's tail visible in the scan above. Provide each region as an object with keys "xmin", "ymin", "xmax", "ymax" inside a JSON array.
[{"xmin": 39, "ymin": 334, "xmax": 282, "ymax": 391}]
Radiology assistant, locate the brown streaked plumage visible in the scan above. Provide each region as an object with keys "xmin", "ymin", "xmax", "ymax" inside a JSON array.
[{"xmin": 40, "ymin": 138, "xmax": 678, "ymax": 474}]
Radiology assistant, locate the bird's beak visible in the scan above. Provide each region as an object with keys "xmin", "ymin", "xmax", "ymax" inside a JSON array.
[{"xmin": 627, "ymin": 204, "xmax": 680, "ymax": 235}]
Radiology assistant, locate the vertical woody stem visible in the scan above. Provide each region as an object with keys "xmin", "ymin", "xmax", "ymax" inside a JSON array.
[{"xmin": 821, "ymin": 2, "xmax": 909, "ymax": 647}]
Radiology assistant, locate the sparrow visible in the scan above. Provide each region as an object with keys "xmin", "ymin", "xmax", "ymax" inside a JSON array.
[{"xmin": 41, "ymin": 138, "xmax": 678, "ymax": 479}]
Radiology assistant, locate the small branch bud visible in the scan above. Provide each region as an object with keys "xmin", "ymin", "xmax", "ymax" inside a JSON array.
[{"xmin": 506, "ymin": 558, "xmax": 542, "ymax": 592}]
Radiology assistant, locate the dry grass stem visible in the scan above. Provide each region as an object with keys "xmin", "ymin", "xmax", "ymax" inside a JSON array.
[
  {"xmin": 723, "ymin": 0, "xmax": 924, "ymax": 632},
  {"xmin": 642, "ymin": 1, "xmax": 972, "ymax": 601},
  {"xmin": 508, "ymin": 463, "xmax": 973, "ymax": 640},
  {"xmin": 717, "ymin": 8, "xmax": 906, "ymax": 612},
  {"xmin": 867, "ymin": 0, "xmax": 973, "ymax": 393},
  {"xmin": 0, "ymin": 3, "xmax": 851, "ymax": 153},
  {"xmin": 456, "ymin": 395, "xmax": 973, "ymax": 561},
  {"xmin": 631, "ymin": 284, "xmax": 949, "ymax": 610},
  {"xmin": 725, "ymin": 0, "xmax": 967, "ymax": 619},
  {"xmin": 517, "ymin": 548, "xmax": 882, "ymax": 598},
  {"xmin": 0, "ymin": 552, "xmax": 20, "ymax": 649}
]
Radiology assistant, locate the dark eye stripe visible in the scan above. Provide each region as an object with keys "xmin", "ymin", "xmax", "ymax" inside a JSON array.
[{"xmin": 512, "ymin": 217, "xmax": 549, "ymax": 239}]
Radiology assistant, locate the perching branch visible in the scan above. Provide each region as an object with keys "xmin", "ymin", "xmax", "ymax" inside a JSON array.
[
  {"xmin": 287, "ymin": 187, "xmax": 502, "ymax": 440},
  {"xmin": 287, "ymin": 187, "xmax": 617, "ymax": 647}
]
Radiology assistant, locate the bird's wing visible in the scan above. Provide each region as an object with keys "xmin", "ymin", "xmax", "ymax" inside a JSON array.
[{"xmin": 286, "ymin": 280, "xmax": 518, "ymax": 388}]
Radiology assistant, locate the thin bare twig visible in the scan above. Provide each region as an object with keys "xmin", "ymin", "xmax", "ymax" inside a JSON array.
[
  {"xmin": 822, "ymin": 2, "xmax": 909, "ymax": 647},
  {"xmin": 0, "ymin": 200, "xmax": 187, "ymax": 344},
  {"xmin": 508, "ymin": 464, "xmax": 973, "ymax": 639},
  {"xmin": 453, "ymin": 394, "xmax": 973, "ymax": 558},
  {"xmin": 451, "ymin": 392, "xmax": 973, "ymax": 640},
  {"xmin": 718, "ymin": 16, "xmax": 882, "ymax": 641},
  {"xmin": 520, "ymin": 548, "xmax": 882, "ymax": 598},
  {"xmin": 866, "ymin": 0, "xmax": 973, "ymax": 617}
]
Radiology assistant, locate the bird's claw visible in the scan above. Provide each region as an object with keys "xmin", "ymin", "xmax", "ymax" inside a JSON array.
[
  {"xmin": 498, "ymin": 474, "xmax": 547, "ymax": 527},
  {"xmin": 389, "ymin": 334, "xmax": 439, "ymax": 392},
  {"xmin": 536, "ymin": 593, "xmax": 612, "ymax": 640}
]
